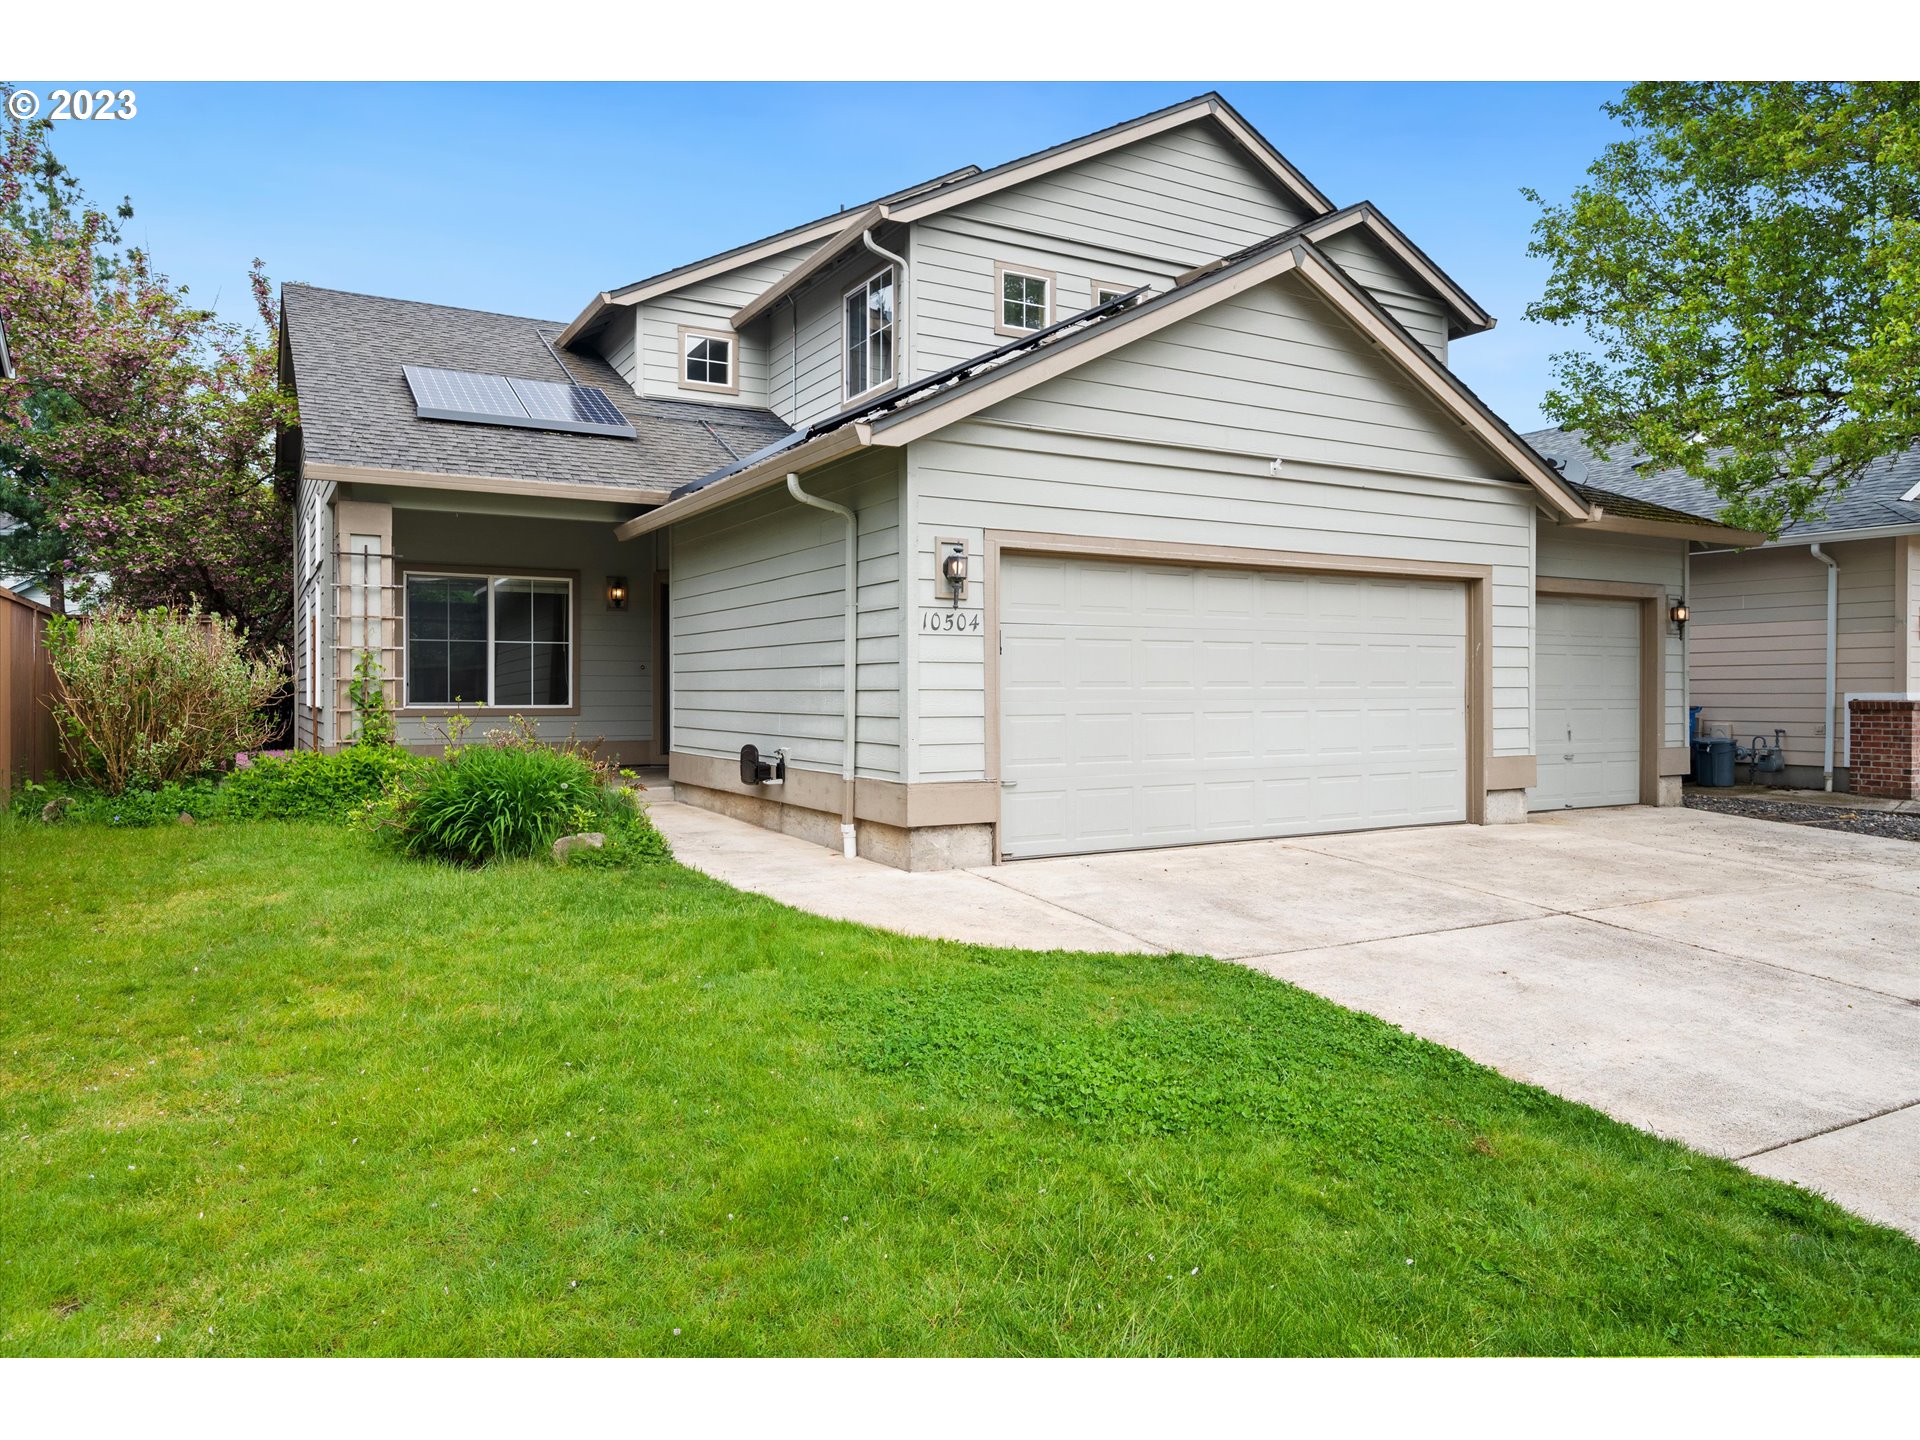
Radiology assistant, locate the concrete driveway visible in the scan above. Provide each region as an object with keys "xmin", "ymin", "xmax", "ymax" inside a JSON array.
[{"xmin": 650, "ymin": 797, "xmax": 1920, "ymax": 1240}]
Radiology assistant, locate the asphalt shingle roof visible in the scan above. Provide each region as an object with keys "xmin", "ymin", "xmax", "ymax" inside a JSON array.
[
  {"xmin": 1524, "ymin": 427, "xmax": 1920, "ymax": 539},
  {"xmin": 282, "ymin": 284, "xmax": 795, "ymax": 495}
]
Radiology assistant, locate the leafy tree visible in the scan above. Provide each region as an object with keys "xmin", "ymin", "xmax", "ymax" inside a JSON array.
[
  {"xmin": 0, "ymin": 90, "xmax": 297, "ymax": 647},
  {"xmin": 1526, "ymin": 83, "xmax": 1920, "ymax": 535}
]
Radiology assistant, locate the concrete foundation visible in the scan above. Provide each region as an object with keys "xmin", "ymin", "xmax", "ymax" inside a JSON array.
[
  {"xmin": 1483, "ymin": 788, "xmax": 1530, "ymax": 824},
  {"xmin": 676, "ymin": 781, "xmax": 993, "ymax": 872}
]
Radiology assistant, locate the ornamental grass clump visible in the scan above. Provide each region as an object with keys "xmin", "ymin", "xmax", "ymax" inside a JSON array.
[
  {"xmin": 45, "ymin": 603, "xmax": 285, "ymax": 794},
  {"xmin": 378, "ymin": 741, "xmax": 614, "ymax": 865}
]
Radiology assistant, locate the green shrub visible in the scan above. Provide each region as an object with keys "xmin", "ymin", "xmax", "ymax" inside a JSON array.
[
  {"xmin": 376, "ymin": 742, "xmax": 614, "ymax": 865},
  {"xmin": 55, "ymin": 778, "xmax": 221, "ymax": 827},
  {"xmin": 554, "ymin": 792, "xmax": 673, "ymax": 869},
  {"xmin": 45, "ymin": 603, "xmax": 285, "ymax": 794},
  {"xmin": 218, "ymin": 747, "xmax": 424, "ymax": 821}
]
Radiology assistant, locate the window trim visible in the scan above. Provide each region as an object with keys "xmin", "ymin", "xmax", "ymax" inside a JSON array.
[
  {"xmin": 842, "ymin": 265, "xmax": 898, "ymax": 403},
  {"xmin": 994, "ymin": 262, "xmax": 1055, "ymax": 338},
  {"xmin": 676, "ymin": 325, "xmax": 739, "ymax": 396},
  {"xmin": 1089, "ymin": 278, "xmax": 1136, "ymax": 309},
  {"xmin": 398, "ymin": 564, "xmax": 582, "ymax": 716}
]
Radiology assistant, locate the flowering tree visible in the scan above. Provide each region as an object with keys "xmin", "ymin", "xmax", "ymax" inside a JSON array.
[{"xmin": 0, "ymin": 92, "xmax": 297, "ymax": 652}]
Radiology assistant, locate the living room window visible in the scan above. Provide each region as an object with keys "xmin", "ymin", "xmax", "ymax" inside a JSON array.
[
  {"xmin": 679, "ymin": 328, "xmax": 737, "ymax": 393},
  {"xmin": 843, "ymin": 268, "xmax": 895, "ymax": 399},
  {"xmin": 996, "ymin": 263, "xmax": 1053, "ymax": 336},
  {"xmin": 404, "ymin": 572, "xmax": 573, "ymax": 709}
]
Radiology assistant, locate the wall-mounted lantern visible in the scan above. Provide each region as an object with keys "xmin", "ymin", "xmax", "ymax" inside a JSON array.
[
  {"xmin": 1669, "ymin": 601, "xmax": 1689, "ymax": 629},
  {"xmin": 937, "ymin": 539, "xmax": 969, "ymax": 606},
  {"xmin": 606, "ymin": 575, "xmax": 629, "ymax": 611}
]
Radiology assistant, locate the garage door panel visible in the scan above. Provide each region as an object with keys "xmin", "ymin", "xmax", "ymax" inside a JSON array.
[
  {"xmin": 1533, "ymin": 595, "xmax": 1640, "ymax": 812},
  {"xmin": 1001, "ymin": 555, "xmax": 1468, "ymax": 858}
]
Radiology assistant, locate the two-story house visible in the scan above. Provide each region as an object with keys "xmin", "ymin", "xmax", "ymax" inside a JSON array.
[{"xmin": 279, "ymin": 92, "xmax": 1758, "ymax": 868}]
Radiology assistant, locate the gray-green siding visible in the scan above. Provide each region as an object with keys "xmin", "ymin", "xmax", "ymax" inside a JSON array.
[
  {"xmin": 388, "ymin": 508, "xmax": 659, "ymax": 749},
  {"xmin": 902, "ymin": 271, "xmax": 1540, "ymax": 783},
  {"xmin": 668, "ymin": 450, "xmax": 904, "ymax": 779}
]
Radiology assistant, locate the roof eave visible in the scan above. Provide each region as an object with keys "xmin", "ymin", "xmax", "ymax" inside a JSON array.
[
  {"xmin": 1575, "ymin": 509, "xmax": 1768, "ymax": 546},
  {"xmin": 611, "ymin": 423, "xmax": 871, "ymax": 541}
]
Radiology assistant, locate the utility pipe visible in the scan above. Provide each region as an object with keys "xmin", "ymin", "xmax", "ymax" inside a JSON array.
[
  {"xmin": 862, "ymin": 229, "xmax": 910, "ymax": 385},
  {"xmin": 1812, "ymin": 543, "xmax": 1840, "ymax": 791},
  {"xmin": 787, "ymin": 473, "xmax": 859, "ymax": 857}
]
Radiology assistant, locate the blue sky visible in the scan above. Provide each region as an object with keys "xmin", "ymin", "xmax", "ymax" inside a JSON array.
[{"xmin": 19, "ymin": 81, "xmax": 1628, "ymax": 429}]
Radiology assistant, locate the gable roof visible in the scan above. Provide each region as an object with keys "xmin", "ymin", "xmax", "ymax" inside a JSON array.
[
  {"xmin": 1178, "ymin": 201, "xmax": 1494, "ymax": 340},
  {"xmin": 615, "ymin": 223, "xmax": 1595, "ymax": 542},
  {"xmin": 559, "ymin": 93, "xmax": 1333, "ymax": 350},
  {"xmin": 1526, "ymin": 427, "xmax": 1920, "ymax": 543},
  {"xmin": 554, "ymin": 166, "xmax": 982, "ymax": 349},
  {"xmin": 281, "ymin": 284, "xmax": 793, "ymax": 505}
]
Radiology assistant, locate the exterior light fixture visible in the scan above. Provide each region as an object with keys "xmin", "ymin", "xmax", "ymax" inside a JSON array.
[
  {"xmin": 606, "ymin": 576, "xmax": 629, "ymax": 611},
  {"xmin": 1670, "ymin": 601, "xmax": 1689, "ymax": 627},
  {"xmin": 936, "ymin": 539, "xmax": 969, "ymax": 605}
]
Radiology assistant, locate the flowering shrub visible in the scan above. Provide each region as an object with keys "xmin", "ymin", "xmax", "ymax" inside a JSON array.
[{"xmin": 45, "ymin": 603, "xmax": 285, "ymax": 793}]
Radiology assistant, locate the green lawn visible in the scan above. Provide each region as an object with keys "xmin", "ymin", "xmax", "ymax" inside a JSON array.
[{"xmin": 2, "ymin": 817, "xmax": 1916, "ymax": 1356}]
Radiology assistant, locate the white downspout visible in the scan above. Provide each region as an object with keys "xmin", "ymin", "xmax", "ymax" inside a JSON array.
[
  {"xmin": 1812, "ymin": 543, "xmax": 1839, "ymax": 791},
  {"xmin": 862, "ymin": 228, "xmax": 909, "ymax": 384},
  {"xmin": 787, "ymin": 473, "xmax": 859, "ymax": 857}
]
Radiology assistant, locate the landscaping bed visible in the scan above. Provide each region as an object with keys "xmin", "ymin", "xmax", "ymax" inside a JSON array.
[
  {"xmin": 2, "ymin": 820, "xmax": 1917, "ymax": 1356},
  {"xmin": 1684, "ymin": 791, "xmax": 1920, "ymax": 843}
]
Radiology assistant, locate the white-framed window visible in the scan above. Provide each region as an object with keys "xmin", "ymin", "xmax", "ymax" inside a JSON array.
[
  {"xmin": 403, "ymin": 571, "xmax": 573, "ymax": 709},
  {"xmin": 678, "ymin": 327, "xmax": 737, "ymax": 394},
  {"xmin": 995, "ymin": 262, "xmax": 1054, "ymax": 336},
  {"xmin": 1091, "ymin": 280, "xmax": 1135, "ymax": 308},
  {"xmin": 843, "ymin": 267, "xmax": 896, "ymax": 400}
]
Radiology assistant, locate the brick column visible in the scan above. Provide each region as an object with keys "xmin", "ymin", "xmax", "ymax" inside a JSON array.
[{"xmin": 1848, "ymin": 698, "xmax": 1920, "ymax": 799}]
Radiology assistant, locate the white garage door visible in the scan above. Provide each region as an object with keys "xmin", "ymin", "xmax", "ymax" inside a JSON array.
[
  {"xmin": 1533, "ymin": 595, "xmax": 1640, "ymax": 811},
  {"xmin": 998, "ymin": 555, "xmax": 1469, "ymax": 859}
]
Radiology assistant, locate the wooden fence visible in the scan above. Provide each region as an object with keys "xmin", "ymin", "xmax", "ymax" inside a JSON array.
[{"xmin": 0, "ymin": 583, "xmax": 59, "ymax": 800}]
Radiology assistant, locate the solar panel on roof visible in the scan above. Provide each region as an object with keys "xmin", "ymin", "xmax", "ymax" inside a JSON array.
[
  {"xmin": 507, "ymin": 376, "xmax": 631, "ymax": 430},
  {"xmin": 403, "ymin": 364, "xmax": 636, "ymax": 439}
]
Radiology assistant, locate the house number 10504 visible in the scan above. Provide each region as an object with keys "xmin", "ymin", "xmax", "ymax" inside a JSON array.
[{"xmin": 919, "ymin": 610, "xmax": 981, "ymax": 633}]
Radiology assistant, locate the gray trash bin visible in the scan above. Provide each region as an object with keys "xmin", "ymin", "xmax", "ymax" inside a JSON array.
[
  {"xmin": 1707, "ymin": 736, "xmax": 1736, "ymax": 787},
  {"xmin": 1691, "ymin": 738, "xmax": 1712, "ymax": 786}
]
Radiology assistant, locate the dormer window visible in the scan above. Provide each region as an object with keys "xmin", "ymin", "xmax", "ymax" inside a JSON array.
[
  {"xmin": 843, "ymin": 268, "xmax": 895, "ymax": 400},
  {"xmin": 679, "ymin": 327, "xmax": 737, "ymax": 394},
  {"xmin": 996, "ymin": 263, "xmax": 1053, "ymax": 336},
  {"xmin": 1092, "ymin": 281, "xmax": 1134, "ymax": 307}
]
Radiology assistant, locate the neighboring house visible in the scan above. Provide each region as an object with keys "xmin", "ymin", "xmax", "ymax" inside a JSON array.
[
  {"xmin": 1529, "ymin": 430, "xmax": 1920, "ymax": 797},
  {"xmin": 279, "ymin": 92, "xmax": 1756, "ymax": 870}
]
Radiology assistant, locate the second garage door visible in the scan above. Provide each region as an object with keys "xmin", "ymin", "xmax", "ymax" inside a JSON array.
[
  {"xmin": 998, "ymin": 554, "xmax": 1469, "ymax": 859},
  {"xmin": 1532, "ymin": 595, "xmax": 1641, "ymax": 811}
]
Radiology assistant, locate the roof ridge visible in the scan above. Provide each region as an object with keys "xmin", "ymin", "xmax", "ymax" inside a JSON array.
[{"xmin": 283, "ymin": 281, "xmax": 568, "ymax": 329}]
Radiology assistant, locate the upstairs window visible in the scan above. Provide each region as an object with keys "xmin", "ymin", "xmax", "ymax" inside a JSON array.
[
  {"xmin": 1092, "ymin": 281, "xmax": 1134, "ymax": 307},
  {"xmin": 996, "ymin": 263, "xmax": 1053, "ymax": 336},
  {"xmin": 843, "ymin": 268, "xmax": 895, "ymax": 400},
  {"xmin": 680, "ymin": 328, "xmax": 737, "ymax": 394}
]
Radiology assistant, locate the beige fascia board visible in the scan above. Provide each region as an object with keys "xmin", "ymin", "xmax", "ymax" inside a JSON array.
[
  {"xmin": 553, "ymin": 291, "xmax": 615, "ymax": 350},
  {"xmin": 610, "ymin": 424, "xmax": 872, "ymax": 542},
  {"xmin": 1577, "ymin": 509, "xmax": 1767, "ymax": 546},
  {"xmin": 1759, "ymin": 522, "xmax": 1920, "ymax": 548},
  {"xmin": 1302, "ymin": 206, "xmax": 1493, "ymax": 335},
  {"xmin": 1202, "ymin": 100, "xmax": 1335, "ymax": 217},
  {"xmin": 306, "ymin": 461, "xmax": 669, "ymax": 509},
  {"xmin": 555, "ymin": 218, "xmax": 854, "ymax": 349},
  {"xmin": 731, "ymin": 206, "xmax": 886, "ymax": 330},
  {"xmin": 886, "ymin": 98, "xmax": 1332, "ymax": 227},
  {"xmin": 1288, "ymin": 247, "xmax": 1589, "ymax": 520},
  {"xmin": 869, "ymin": 249, "xmax": 1305, "ymax": 448}
]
